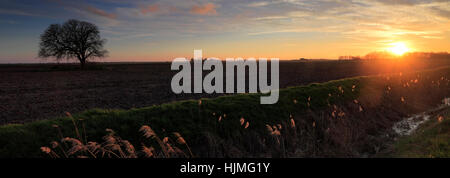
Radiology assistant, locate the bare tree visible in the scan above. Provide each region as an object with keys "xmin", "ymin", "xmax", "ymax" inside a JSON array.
[{"xmin": 39, "ymin": 19, "xmax": 107, "ymax": 68}]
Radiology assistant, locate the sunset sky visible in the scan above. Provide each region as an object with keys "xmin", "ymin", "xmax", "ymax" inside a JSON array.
[{"xmin": 1, "ymin": 0, "xmax": 450, "ymax": 63}]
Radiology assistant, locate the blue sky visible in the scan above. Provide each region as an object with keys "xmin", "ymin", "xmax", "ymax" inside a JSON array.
[{"xmin": 1, "ymin": 0, "xmax": 450, "ymax": 63}]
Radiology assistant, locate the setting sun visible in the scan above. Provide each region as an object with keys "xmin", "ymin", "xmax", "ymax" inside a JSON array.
[{"xmin": 388, "ymin": 42, "xmax": 409, "ymax": 56}]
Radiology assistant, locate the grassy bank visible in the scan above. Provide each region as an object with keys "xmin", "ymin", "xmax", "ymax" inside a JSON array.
[
  {"xmin": 390, "ymin": 107, "xmax": 450, "ymax": 158},
  {"xmin": 0, "ymin": 66, "xmax": 449, "ymax": 158}
]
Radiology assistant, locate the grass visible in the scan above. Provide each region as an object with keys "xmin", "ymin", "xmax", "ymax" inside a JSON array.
[
  {"xmin": 390, "ymin": 108, "xmax": 450, "ymax": 158},
  {"xmin": 0, "ymin": 66, "xmax": 448, "ymax": 158}
]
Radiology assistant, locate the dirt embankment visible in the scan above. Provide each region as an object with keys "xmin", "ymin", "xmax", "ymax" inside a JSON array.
[{"xmin": 191, "ymin": 68, "xmax": 450, "ymax": 157}]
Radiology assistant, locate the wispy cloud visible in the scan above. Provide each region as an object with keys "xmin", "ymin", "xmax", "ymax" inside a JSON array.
[
  {"xmin": 190, "ymin": 3, "xmax": 217, "ymax": 15},
  {"xmin": 247, "ymin": 1, "xmax": 271, "ymax": 7},
  {"xmin": 85, "ymin": 5, "xmax": 116, "ymax": 19},
  {"xmin": 253, "ymin": 16, "xmax": 290, "ymax": 21},
  {"xmin": 0, "ymin": 9, "xmax": 40, "ymax": 17},
  {"xmin": 140, "ymin": 4, "xmax": 159, "ymax": 14},
  {"xmin": 429, "ymin": 6, "xmax": 450, "ymax": 20},
  {"xmin": 373, "ymin": 0, "xmax": 419, "ymax": 6},
  {"xmin": 0, "ymin": 19, "xmax": 18, "ymax": 24}
]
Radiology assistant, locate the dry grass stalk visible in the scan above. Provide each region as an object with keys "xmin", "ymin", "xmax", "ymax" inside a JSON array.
[
  {"xmin": 42, "ymin": 119, "xmax": 193, "ymax": 158},
  {"xmin": 140, "ymin": 125, "xmax": 156, "ymax": 138},
  {"xmin": 140, "ymin": 125, "xmax": 169, "ymax": 157},
  {"xmin": 438, "ymin": 116, "xmax": 444, "ymax": 123},
  {"xmin": 266, "ymin": 124, "xmax": 281, "ymax": 136},
  {"xmin": 240, "ymin": 117, "xmax": 245, "ymax": 126},
  {"xmin": 65, "ymin": 112, "xmax": 82, "ymax": 141},
  {"xmin": 142, "ymin": 145, "xmax": 154, "ymax": 158},
  {"xmin": 266, "ymin": 124, "xmax": 273, "ymax": 133},
  {"xmin": 173, "ymin": 132, "xmax": 193, "ymax": 157}
]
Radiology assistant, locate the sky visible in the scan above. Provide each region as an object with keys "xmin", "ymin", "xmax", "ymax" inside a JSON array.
[{"xmin": 0, "ymin": 0, "xmax": 450, "ymax": 63}]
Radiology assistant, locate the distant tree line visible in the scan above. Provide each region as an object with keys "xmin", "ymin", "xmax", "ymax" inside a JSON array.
[
  {"xmin": 339, "ymin": 52, "xmax": 450, "ymax": 61},
  {"xmin": 338, "ymin": 56, "xmax": 362, "ymax": 60}
]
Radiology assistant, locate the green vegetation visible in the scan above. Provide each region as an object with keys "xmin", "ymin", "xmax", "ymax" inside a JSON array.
[
  {"xmin": 391, "ymin": 108, "xmax": 450, "ymax": 158},
  {"xmin": 0, "ymin": 66, "xmax": 448, "ymax": 158}
]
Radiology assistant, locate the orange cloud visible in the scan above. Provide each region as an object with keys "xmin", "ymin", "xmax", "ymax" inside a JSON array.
[
  {"xmin": 85, "ymin": 6, "xmax": 116, "ymax": 19},
  {"xmin": 140, "ymin": 4, "xmax": 160, "ymax": 14},
  {"xmin": 190, "ymin": 3, "xmax": 217, "ymax": 15}
]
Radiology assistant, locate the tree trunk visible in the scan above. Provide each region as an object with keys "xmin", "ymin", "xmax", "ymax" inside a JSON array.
[{"xmin": 80, "ymin": 58, "xmax": 86, "ymax": 69}]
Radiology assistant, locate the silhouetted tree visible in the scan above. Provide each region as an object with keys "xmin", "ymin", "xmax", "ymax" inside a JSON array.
[{"xmin": 39, "ymin": 19, "xmax": 107, "ymax": 68}]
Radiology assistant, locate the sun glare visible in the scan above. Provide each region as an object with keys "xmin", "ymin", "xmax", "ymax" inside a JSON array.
[{"xmin": 387, "ymin": 42, "xmax": 409, "ymax": 56}]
